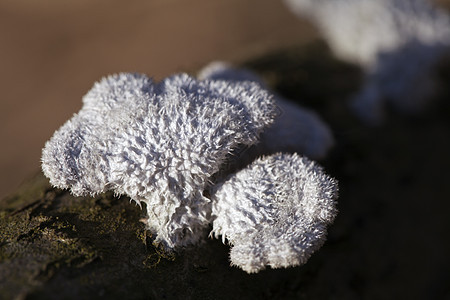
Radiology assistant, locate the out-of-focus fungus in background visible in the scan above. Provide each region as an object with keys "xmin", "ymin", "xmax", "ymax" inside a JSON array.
[{"xmin": 0, "ymin": 0, "xmax": 318, "ymax": 199}]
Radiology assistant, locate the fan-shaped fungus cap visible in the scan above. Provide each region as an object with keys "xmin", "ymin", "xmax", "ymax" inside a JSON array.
[
  {"xmin": 42, "ymin": 72, "xmax": 276, "ymax": 248},
  {"xmin": 210, "ymin": 153, "xmax": 338, "ymax": 273}
]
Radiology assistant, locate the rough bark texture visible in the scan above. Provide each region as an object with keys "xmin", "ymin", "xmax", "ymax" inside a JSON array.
[{"xmin": 1, "ymin": 43, "xmax": 450, "ymax": 299}]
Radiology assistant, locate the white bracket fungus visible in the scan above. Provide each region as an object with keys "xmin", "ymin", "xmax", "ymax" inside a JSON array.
[
  {"xmin": 42, "ymin": 73, "xmax": 276, "ymax": 248},
  {"xmin": 284, "ymin": 0, "xmax": 450, "ymax": 124},
  {"xmin": 210, "ymin": 153, "xmax": 338, "ymax": 273},
  {"xmin": 42, "ymin": 71, "xmax": 338, "ymax": 273}
]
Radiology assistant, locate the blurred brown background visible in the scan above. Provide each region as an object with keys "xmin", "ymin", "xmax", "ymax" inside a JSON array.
[{"xmin": 0, "ymin": 0, "xmax": 319, "ymax": 199}]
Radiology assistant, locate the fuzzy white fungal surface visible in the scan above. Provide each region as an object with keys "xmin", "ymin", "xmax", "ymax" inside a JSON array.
[
  {"xmin": 41, "ymin": 73, "xmax": 276, "ymax": 248},
  {"xmin": 284, "ymin": 0, "xmax": 450, "ymax": 124},
  {"xmin": 210, "ymin": 153, "xmax": 338, "ymax": 273},
  {"xmin": 42, "ymin": 70, "xmax": 339, "ymax": 273},
  {"xmin": 198, "ymin": 62, "xmax": 334, "ymax": 160}
]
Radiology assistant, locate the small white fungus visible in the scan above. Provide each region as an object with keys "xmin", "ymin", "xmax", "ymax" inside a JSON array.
[
  {"xmin": 42, "ymin": 71, "xmax": 339, "ymax": 273},
  {"xmin": 42, "ymin": 73, "xmax": 276, "ymax": 248},
  {"xmin": 210, "ymin": 153, "xmax": 338, "ymax": 273}
]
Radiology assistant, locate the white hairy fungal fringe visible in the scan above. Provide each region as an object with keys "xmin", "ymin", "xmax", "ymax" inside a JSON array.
[
  {"xmin": 41, "ymin": 72, "xmax": 277, "ymax": 249},
  {"xmin": 198, "ymin": 61, "xmax": 334, "ymax": 160},
  {"xmin": 284, "ymin": 0, "xmax": 450, "ymax": 124},
  {"xmin": 210, "ymin": 153, "xmax": 338, "ymax": 273}
]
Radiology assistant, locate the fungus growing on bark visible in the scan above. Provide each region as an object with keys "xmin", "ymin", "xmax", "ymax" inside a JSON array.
[
  {"xmin": 42, "ymin": 71, "xmax": 338, "ymax": 273},
  {"xmin": 42, "ymin": 72, "xmax": 276, "ymax": 248},
  {"xmin": 284, "ymin": 0, "xmax": 450, "ymax": 124},
  {"xmin": 210, "ymin": 153, "xmax": 338, "ymax": 273}
]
